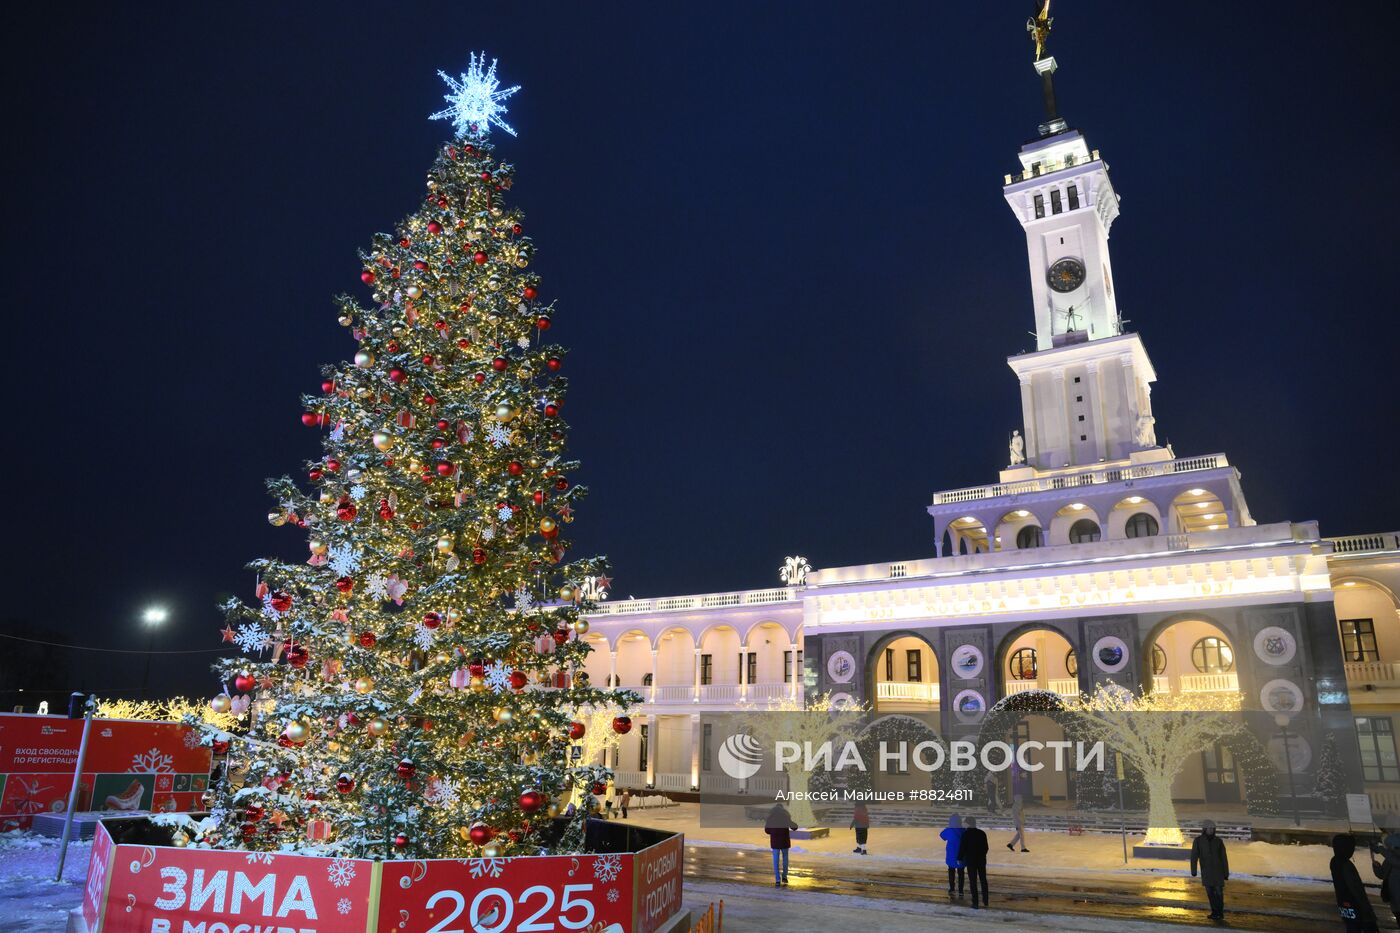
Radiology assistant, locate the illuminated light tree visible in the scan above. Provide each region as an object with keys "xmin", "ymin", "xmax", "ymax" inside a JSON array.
[
  {"xmin": 98, "ymin": 696, "xmax": 244, "ymax": 733},
  {"xmin": 741, "ymin": 694, "xmax": 866, "ymax": 827},
  {"xmin": 198, "ymin": 54, "xmax": 629, "ymax": 859},
  {"xmin": 567, "ymin": 703, "xmax": 629, "ymax": 804},
  {"xmin": 1070, "ymin": 685, "xmax": 1245, "ymax": 846}
]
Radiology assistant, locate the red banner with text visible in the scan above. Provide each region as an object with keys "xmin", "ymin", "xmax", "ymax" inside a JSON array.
[
  {"xmin": 632, "ymin": 835, "xmax": 683, "ymax": 933},
  {"xmin": 83, "ymin": 821, "xmax": 115, "ymax": 932}
]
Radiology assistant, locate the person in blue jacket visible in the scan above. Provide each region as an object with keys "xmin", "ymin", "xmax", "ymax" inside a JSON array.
[{"xmin": 940, "ymin": 812, "xmax": 966, "ymax": 899}]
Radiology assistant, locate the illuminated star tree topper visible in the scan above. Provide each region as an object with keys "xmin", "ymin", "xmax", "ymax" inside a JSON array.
[{"xmin": 430, "ymin": 51, "xmax": 521, "ymax": 138}]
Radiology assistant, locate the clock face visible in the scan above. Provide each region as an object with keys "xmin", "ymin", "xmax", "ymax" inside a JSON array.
[{"xmin": 1047, "ymin": 257, "xmax": 1086, "ymax": 293}]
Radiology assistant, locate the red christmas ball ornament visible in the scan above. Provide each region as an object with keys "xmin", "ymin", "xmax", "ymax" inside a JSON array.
[
  {"xmin": 240, "ymin": 823, "xmax": 257, "ymax": 839},
  {"xmin": 508, "ymin": 670, "xmax": 528, "ymax": 691},
  {"xmin": 396, "ymin": 758, "xmax": 417, "ymax": 779},
  {"xmin": 544, "ymin": 403, "xmax": 560, "ymax": 418},
  {"xmin": 233, "ymin": 673, "xmax": 256, "ymax": 693},
  {"xmin": 568, "ymin": 721, "xmax": 586, "ymax": 741},
  {"xmin": 457, "ymin": 337, "xmax": 471, "ymax": 349},
  {"xmin": 469, "ymin": 823, "xmax": 494, "ymax": 845},
  {"xmin": 336, "ymin": 498, "xmax": 358, "ymax": 521},
  {"xmin": 325, "ymin": 458, "xmax": 340, "ymax": 472},
  {"xmin": 612, "ymin": 715, "xmax": 633, "ymax": 735},
  {"xmin": 435, "ymin": 419, "xmax": 451, "ymax": 432},
  {"xmin": 473, "ymin": 372, "xmax": 486, "ymax": 384},
  {"xmin": 400, "ymin": 237, "xmax": 411, "ymax": 247},
  {"xmin": 335, "ymin": 775, "xmax": 355, "ymax": 794},
  {"xmin": 389, "ymin": 368, "xmax": 407, "ymax": 384},
  {"xmin": 284, "ymin": 643, "xmax": 309, "ymax": 668},
  {"xmin": 360, "ymin": 270, "xmax": 376, "ymax": 285},
  {"xmin": 480, "ymin": 171, "xmax": 492, "ymax": 181},
  {"xmin": 357, "ymin": 631, "xmax": 377, "ymax": 648},
  {"xmin": 511, "ymin": 223, "xmax": 523, "ymax": 235},
  {"xmin": 413, "ymin": 262, "xmax": 427, "ymax": 273},
  {"xmin": 518, "ymin": 790, "xmax": 546, "ymax": 813},
  {"xmin": 491, "ymin": 357, "xmax": 508, "ymax": 372},
  {"xmin": 394, "ymin": 832, "xmax": 409, "ymax": 848},
  {"xmin": 308, "ymin": 467, "xmax": 324, "ymax": 482},
  {"xmin": 552, "ymin": 629, "xmax": 569, "ymax": 645},
  {"xmin": 245, "ymin": 804, "xmax": 265, "ymax": 822},
  {"xmin": 300, "ymin": 412, "xmax": 322, "ymax": 427},
  {"xmin": 335, "ymin": 576, "xmax": 354, "ymax": 593},
  {"xmin": 546, "ymin": 357, "xmax": 562, "ymax": 372},
  {"xmin": 431, "ymin": 438, "xmax": 447, "ymax": 450},
  {"xmin": 210, "ymin": 739, "xmax": 230, "ymax": 756},
  {"xmin": 522, "ymin": 286, "xmax": 538, "ymax": 301},
  {"xmin": 468, "ymin": 662, "xmax": 486, "ymax": 678},
  {"xmin": 591, "ymin": 782, "xmax": 607, "ymax": 796},
  {"xmin": 473, "ymin": 251, "xmax": 488, "ymax": 265},
  {"xmin": 422, "ymin": 354, "xmax": 435, "ymax": 366},
  {"xmin": 554, "ymin": 478, "xmax": 570, "ymax": 491},
  {"xmin": 435, "ymin": 462, "xmax": 455, "ymax": 477},
  {"xmin": 386, "ymin": 339, "xmax": 401, "ymax": 352},
  {"xmin": 427, "ymin": 221, "xmax": 442, "ymax": 235},
  {"xmin": 321, "ymin": 380, "xmax": 336, "ymax": 393},
  {"xmin": 422, "ymin": 612, "xmax": 442, "ymax": 630},
  {"xmin": 378, "ymin": 499, "xmax": 395, "ymax": 521},
  {"xmin": 536, "ymin": 315, "xmax": 552, "ymax": 330},
  {"xmin": 390, "ymin": 267, "xmax": 401, "ymax": 279},
  {"xmin": 507, "ymin": 461, "xmax": 523, "ymax": 476},
  {"xmin": 270, "ymin": 591, "xmax": 294, "ymax": 613},
  {"xmin": 532, "ymin": 490, "xmax": 544, "ymax": 505},
  {"xmin": 472, "ymin": 548, "xmax": 487, "ymax": 565}
]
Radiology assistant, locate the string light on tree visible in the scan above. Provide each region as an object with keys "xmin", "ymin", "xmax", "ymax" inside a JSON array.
[{"xmin": 429, "ymin": 52, "xmax": 521, "ymax": 139}]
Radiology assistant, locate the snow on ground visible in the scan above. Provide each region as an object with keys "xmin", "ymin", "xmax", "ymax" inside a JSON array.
[
  {"xmin": 0, "ymin": 830, "xmax": 89, "ymax": 933},
  {"xmin": 639, "ymin": 803, "xmax": 1358, "ymax": 886},
  {"xmin": 683, "ymin": 879, "xmax": 1191, "ymax": 932}
]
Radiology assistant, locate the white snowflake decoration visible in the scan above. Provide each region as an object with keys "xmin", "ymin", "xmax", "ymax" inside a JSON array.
[
  {"xmin": 260, "ymin": 593, "xmax": 286, "ymax": 621},
  {"xmin": 486, "ymin": 424, "xmax": 512, "ymax": 448},
  {"xmin": 430, "ymin": 52, "xmax": 521, "ymax": 138},
  {"xmin": 606, "ymin": 888, "xmax": 620, "ymax": 903},
  {"xmin": 513, "ymin": 588, "xmax": 533, "ymax": 612},
  {"xmin": 412, "ymin": 623, "xmax": 436, "ymax": 651},
  {"xmin": 349, "ymin": 485, "xmax": 367, "ymax": 501},
  {"xmin": 467, "ymin": 857, "xmax": 508, "ymax": 879},
  {"xmin": 424, "ymin": 778, "xmax": 459, "ymax": 808},
  {"xmin": 365, "ymin": 573, "xmax": 388, "ymax": 601},
  {"xmin": 483, "ymin": 661, "xmax": 515, "ymax": 694},
  {"xmin": 480, "ymin": 525, "xmax": 497, "ymax": 542},
  {"xmin": 326, "ymin": 857, "xmax": 357, "ymax": 888},
  {"xmin": 182, "ymin": 730, "xmax": 202, "ymax": 750},
  {"xmin": 233, "ymin": 623, "xmax": 269, "ymax": 655},
  {"xmin": 593, "ymin": 853, "xmax": 622, "ymax": 885},
  {"xmin": 496, "ymin": 504, "xmax": 514, "ymax": 523},
  {"xmin": 130, "ymin": 748, "xmax": 175, "ymax": 774},
  {"xmin": 327, "ymin": 544, "xmax": 362, "ymax": 577},
  {"xmin": 516, "ymin": 335, "xmax": 531, "ymax": 349},
  {"xmin": 337, "ymin": 898, "xmax": 352, "ymax": 916},
  {"xmin": 245, "ymin": 852, "xmax": 275, "ymax": 866}
]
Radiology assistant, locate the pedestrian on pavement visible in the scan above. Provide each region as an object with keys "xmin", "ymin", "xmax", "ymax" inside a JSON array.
[
  {"xmin": 958, "ymin": 815, "xmax": 990, "ymax": 909},
  {"xmin": 1006, "ymin": 793, "xmax": 1028, "ymax": 852},
  {"xmin": 1189, "ymin": 819, "xmax": 1229, "ymax": 922},
  {"xmin": 765, "ymin": 803, "xmax": 798, "ymax": 888},
  {"xmin": 619, "ymin": 789, "xmax": 632, "ymax": 819},
  {"xmin": 851, "ymin": 800, "xmax": 871, "ymax": 855},
  {"xmin": 984, "ymin": 772, "xmax": 1000, "ymax": 813},
  {"xmin": 939, "ymin": 812, "xmax": 965, "ymax": 899},
  {"xmin": 1332, "ymin": 833, "xmax": 1379, "ymax": 932},
  {"xmin": 1369, "ymin": 831, "xmax": 1400, "ymax": 928}
]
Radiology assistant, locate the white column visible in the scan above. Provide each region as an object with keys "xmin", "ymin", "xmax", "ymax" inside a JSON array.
[
  {"xmin": 1084, "ymin": 359, "xmax": 1105, "ymax": 461},
  {"xmin": 738, "ymin": 647, "xmax": 748, "ymax": 702},
  {"xmin": 789, "ymin": 643, "xmax": 801, "ymax": 701},
  {"xmin": 645, "ymin": 715, "xmax": 656, "ymax": 788},
  {"xmin": 608, "ymin": 651, "xmax": 617, "ymax": 689},
  {"xmin": 1018, "ymin": 374, "xmax": 1038, "ymax": 467},
  {"xmin": 649, "ymin": 649, "xmax": 659, "ymax": 704},
  {"xmin": 693, "ymin": 647, "xmax": 702, "ymax": 703},
  {"xmin": 690, "ymin": 714, "xmax": 701, "ymax": 790},
  {"xmin": 1051, "ymin": 370, "xmax": 1069, "ymax": 469}
]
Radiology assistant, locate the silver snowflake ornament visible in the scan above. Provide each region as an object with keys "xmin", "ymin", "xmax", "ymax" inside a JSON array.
[
  {"xmin": 430, "ymin": 52, "xmax": 521, "ymax": 138},
  {"xmin": 486, "ymin": 424, "xmax": 512, "ymax": 448},
  {"xmin": 349, "ymin": 485, "xmax": 367, "ymax": 501},
  {"xmin": 233, "ymin": 623, "xmax": 270, "ymax": 655},
  {"xmin": 327, "ymin": 544, "xmax": 362, "ymax": 577},
  {"xmin": 513, "ymin": 588, "xmax": 533, "ymax": 612},
  {"xmin": 496, "ymin": 504, "xmax": 514, "ymax": 522},
  {"xmin": 412, "ymin": 623, "xmax": 436, "ymax": 651},
  {"xmin": 483, "ymin": 661, "xmax": 515, "ymax": 694}
]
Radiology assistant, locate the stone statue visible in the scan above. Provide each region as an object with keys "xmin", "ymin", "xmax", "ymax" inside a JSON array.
[
  {"xmin": 1027, "ymin": 0, "xmax": 1053, "ymax": 61},
  {"xmin": 1135, "ymin": 414, "xmax": 1157, "ymax": 448},
  {"xmin": 1009, "ymin": 429, "xmax": 1026, "ymax": 465}
]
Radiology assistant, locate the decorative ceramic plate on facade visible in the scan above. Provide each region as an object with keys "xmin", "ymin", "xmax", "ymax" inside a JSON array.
[
  {"xmin": 1092, "ymin": 636, "xmax": 1130, "ymax": 674},
  {"xmin": 953, "ymin": 689, "xmax": 986, "ymax": 724},
  {"xmin": 1260, "ymin": 678, "xmax": 1305, "ymax": 715},
  {"xmin": 951, "ymin": 644, "xmax": 984, "ymax": 679},
  {"xmin": 1253, "ymin": 626, "xmax": 1297, "ymax": 666},
  {"xmin": 826, "ymin": 650, "xmax": 856, "ymax": 684}
]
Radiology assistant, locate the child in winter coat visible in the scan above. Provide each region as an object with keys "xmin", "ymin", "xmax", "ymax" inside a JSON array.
[
  {"xmin": 765, "ymin": 803, "xmax": 798, "ymax": 887},
  {"xmin": 939, "ymin": 813, "xmax": 965, "ymax": 898},
  {"xmin": 850, "ymin": 801, "xmax": 871, "ymax": 854}
]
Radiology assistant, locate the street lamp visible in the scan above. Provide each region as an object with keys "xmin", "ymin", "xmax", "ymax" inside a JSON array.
[
  {"xmin": 1274, "ymin": 712, "xmax": 1302, "ymax": 828},
  {"xmin": 140, "ymin": 606, "xmax": 168, "ymax": 698}
]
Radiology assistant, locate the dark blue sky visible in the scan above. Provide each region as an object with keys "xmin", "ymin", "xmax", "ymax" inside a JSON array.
[{"xmin": 2, "ymin": 2, "xmax": 1396, "ymax": 699}]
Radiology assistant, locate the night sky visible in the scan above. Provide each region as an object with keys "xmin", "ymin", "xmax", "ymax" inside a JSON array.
[{"xmin": 3, "ymin": 2, "xmax": 1397, "ymax": 702}]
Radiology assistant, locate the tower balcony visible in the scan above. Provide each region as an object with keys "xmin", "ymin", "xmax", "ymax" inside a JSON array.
[{"xmin": 931, "ymin": 453, "xmax": 1230, "ymax": 506}]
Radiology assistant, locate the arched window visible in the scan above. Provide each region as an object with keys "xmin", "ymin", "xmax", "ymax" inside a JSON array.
[
  {"xmin": 1191, "ymin": 637, "xmax": 1235, "ymax": 674},
  {"xmin": 1009, "ymin": 647, "xmax": 1038, "ymax": 681},
  {"xmin": 1065, "ymin": 649, "xmax": 1078, "ymax": 677},
  {"xmin": 1125, "ymin": 512, "xmax": 1159, "ymax": 539},
  {"xmin": 1069, "ymin": 519, "xmax": 1102, "ymax": 543},
  {"xmin": 1016, "ymin": 525, "xmax": 1044, "ymax": 549},
  {"xmin": 1151, "ymin": 644, "xmax": 1168, "ymax": 675},
  {"xmin": 642, "ymin": 673, "xmax": 654, "ymax": 687},
  {"xmin": 607, "ymin": 674, "xmax": 621, "ymax": 687}
]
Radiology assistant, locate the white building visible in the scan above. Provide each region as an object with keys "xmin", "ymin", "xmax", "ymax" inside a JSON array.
[{"xmin": 579, "ymin": 33, "xmax": 1400, "ymax": 815}]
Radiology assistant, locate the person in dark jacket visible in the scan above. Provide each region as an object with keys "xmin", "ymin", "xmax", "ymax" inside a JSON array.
[
  {"xmin": 939, "ymin": 813, "xmax": 965, "ymax": 898},
  {"xmin": 1370, "ymin": 831, "xmax": 1400, "ymax": 928},
  {"xmin": 1190, "ymin": 819, "xmax": 1229, "ymax": 921},
  {"xmin": 958, "ymin": 816, "xmax": 990, "ymax": 908},
  {"xmin": 765, "ymin": 803, "xmax": 798, "ymax": 887},
  {"xmin": 850, "ymin": 801, "xmax": 871, "ymax": 855},
  {"xmin": 1332, "ymin": 834, "xmax": 1379, "ymax": 932}
]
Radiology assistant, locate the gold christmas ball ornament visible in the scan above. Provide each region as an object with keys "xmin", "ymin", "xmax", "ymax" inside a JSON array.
[
  {"xmin": 492, "ymin": 707, "xmax": 513, "ymax": 724},
  {"xmin": 470, "ymin": 676, "xmax": 486, "ymax": 693},
  {"xmin": 545, "ymin": 802, "xmax": 562, "ymax": 818},
  {"xmin": 571, "ymin": 619, "xmax": 590, "ymax": 636},
  {"xmin": 406, "ymin": 285, "xmax": 423, "ymax": 300},
  {"xmin": 309, "ymin": 539, "xmax": 329, "ymax": 555},
  {"xmin": 354, "ymin": 677, "xmax": 375, "ymax": 695},
  {"xmin": 318, "ymin": 492, "xmax": 334, "ymax": 504},
  {"xmin": 482, "ymin": 843, "xmax": 503, "ymax": 858},
  {"xmin": 210, "ymin": 694, "xmax": 232, "ymax": 714},
  {"xmin": 557, "ymin": 585, "xmax": 576, "ymax": 603},
  {"xmin": 435, "ymin": 536, "xmax": 454, "ymax": 554},
  {"xmin": 172, "ymin": 834, "xmax": 189, "ymax": 848},
  {"xmin": 338, "ymin": 314, "xmax": 354, "ymax": 327},
  {"xmin": 285, "ymin": 721, "xmax": 310, "ymax": 743},
  {"xmin": 446, "ymin": 608, "xmax": 463, "ymax": 624},
  {"xmin": 368, "ymin": 716, "xmax": 389, "ymax": 737},
  {"xmin": 493, "ymin": 403, "xmax": 518, "ymax": 422},
  {"xmin": 372, "ymin": 430, "xmax": 394, "ymax": 452},
  {"xmin": 354, "ymin": 349, "xmax": 375, "ymax": 368},
  {"xmin": 267, "ymin": 510, "xmax": 287, "ymax": 527},
  {"xmin": 539, "ymin": 517, "xmax": 557, "ymax": 536},
  {"xmin": 326, "ymin": 740, "xmax": 342, "ymax": 753}
]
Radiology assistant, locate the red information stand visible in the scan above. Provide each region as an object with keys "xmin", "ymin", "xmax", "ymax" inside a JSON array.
[
  {"xmin": 77, "ymin": 820, "xmax": 687, "ymax": 933},
  {"xmin": 0, "ymin": 714, "xmax": 212, "ymax": 830}
]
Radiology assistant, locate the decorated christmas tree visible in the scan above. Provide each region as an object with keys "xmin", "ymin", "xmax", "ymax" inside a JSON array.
[{"xmin": 197, "ymin": 54, "xmax": 632, "ymax": 859}]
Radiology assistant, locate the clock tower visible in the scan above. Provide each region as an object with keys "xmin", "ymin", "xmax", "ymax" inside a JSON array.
[{"xmin": 1001, "ymin": 15, "xmax": 1162, "ymax": 471}]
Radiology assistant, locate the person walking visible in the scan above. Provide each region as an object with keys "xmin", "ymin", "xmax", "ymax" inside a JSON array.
[
  {"xmin": 619, "ymin": 789, "xmax": 632, "ymax": 820},
  {"xmin": 983, "ymin": 772, "xmax": 1000, "ymax": 814},
  {"xmin": 939, "ymin": 813, "xmax": 966, "ymax": 899},
  {"xmin": 851, "ymin": 800, "xmax": 871, "ymax": 855},
  {"xmin": 765, "ymin": 803, "xmax": 798, "ymax": 888},
  {"xmin": 958, "ymin": 816, "xmax": 990, "ymax": 909},
  {"xmin": 1369, "ymin": 831, "xmax": 1400, "ymax": 929},
  {"xmin": 1190, "ymin": 819, "xmax": 1229, "ymax": 922},
  {"xmin": 1332, "ymin": 834, "xmax": 1379, "ymax": 932},
  {"xmin": 1006, "ymin": 793, "xmax": 1028, "ymax": 852}
]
